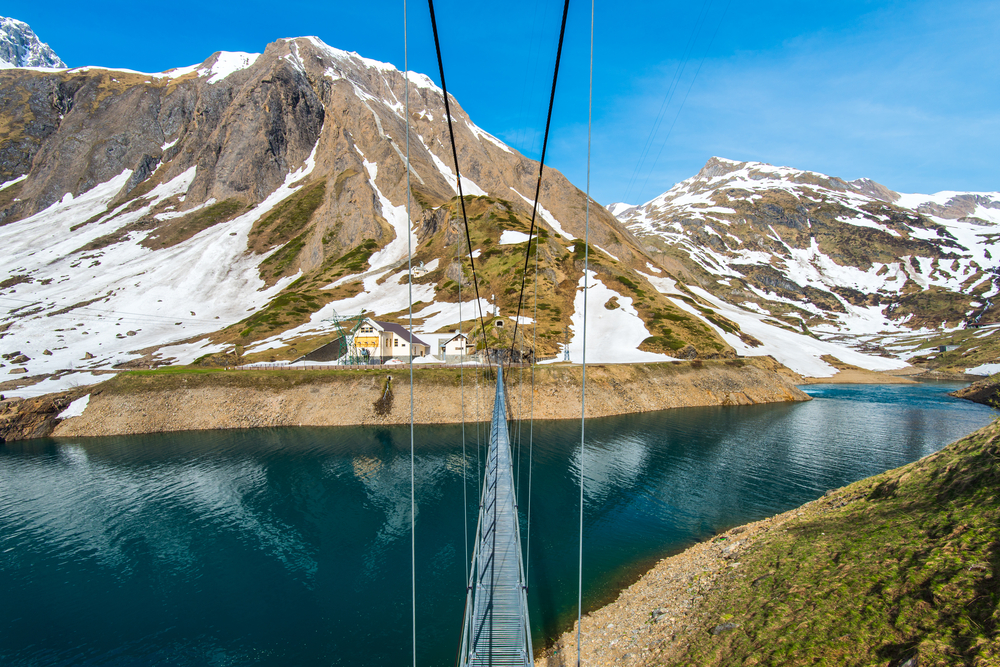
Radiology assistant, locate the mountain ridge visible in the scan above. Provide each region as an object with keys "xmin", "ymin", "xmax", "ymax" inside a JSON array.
[
  {"xmin": 0, "ymin": 17, "xmax": 66, "ymax": 69},
  {"xmin": 609, "ymin": 156, "xmax": 999, "ymax": 375},
  {"xmin": 1, "ymin": 37, "xmax": 995, "ymax": 397},
  {"xmin": 1, "ymin": 36, "xmax": 738, "ymax": 397}
]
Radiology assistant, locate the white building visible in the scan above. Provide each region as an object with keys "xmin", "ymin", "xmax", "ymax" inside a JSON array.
[
  {"xmin": 354, "ymin": 318, "xmax": 430, "ymax": 361},
  {"xmin": 438, "ymin": 333, "xmax": 476, "ymax": 362}
]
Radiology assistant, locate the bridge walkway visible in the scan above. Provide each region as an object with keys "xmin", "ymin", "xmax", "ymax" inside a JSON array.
[{"xmin": 458, "ymin": 366, "xmax": 532, "ymax": 666}]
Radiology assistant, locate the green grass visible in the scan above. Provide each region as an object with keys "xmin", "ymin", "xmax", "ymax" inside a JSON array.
[
  {"xmin": 330, "ymin": 239, "xmax": 379, "ymax": 274},
  {"xmin": 260, "ymin": 230, "xmax": 311, "ymax": 280},
  {"xmin": 237, "ymin": 290, "xmax": 322, "ymax": 339},
  {"xmin": 677, "ymin": 419, "xmax": 1000, "ymax": 667},
  {"xmin": 143, "ymin": 199, "xmax": 245, "ymax": 248},
  {"xmin": 250, "ymin": 179, "xmax": 326, "ymax": 251}
]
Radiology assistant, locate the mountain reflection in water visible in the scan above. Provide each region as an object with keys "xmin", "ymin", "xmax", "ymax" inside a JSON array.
[{"xmin": 0, "ymin": 382, "xmax": 992, "ymax": 665}]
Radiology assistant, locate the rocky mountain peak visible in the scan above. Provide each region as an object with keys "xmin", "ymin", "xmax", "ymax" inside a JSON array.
[
  {"xmin": 846, "ymin": 177, "xmax": 898, "ymax": 203},
  {"xmin": 0, "ymin": 16, "xmax": 66, "ymax": 69},
  {"xmin": 695, "ymin": 156, "xmax": 746, "ymax": 180}
]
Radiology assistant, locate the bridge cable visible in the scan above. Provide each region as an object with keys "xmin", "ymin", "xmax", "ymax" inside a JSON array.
[
  {"xmin": 578, "ymin": 1, "xmax": 594, "ymax": 663},
  {"xmin": 459, "ymin": 213, "xmax": 470, "ymax": 596},
  {"xmin": 456, "ymin": 86, "xmax": 470, "ymax": 602},
  {"xmin": 507, "ymin": 0, "xmax": 571, "ymax": 373},
  {"xmin": 426, "ymin": 0, "xmax": 494, "ymax": 374},
  {"xmin": 404, "ymin": 3, "xmax": 417, "ymax": 665}
]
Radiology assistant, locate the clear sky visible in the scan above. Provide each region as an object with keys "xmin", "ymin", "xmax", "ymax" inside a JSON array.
[{"xmin": 7, "ymin": 1, "xmax": 999, "ymax": 206}]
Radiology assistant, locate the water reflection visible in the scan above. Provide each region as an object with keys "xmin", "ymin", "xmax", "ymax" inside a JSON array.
[{"xmin": 0, "ymin": 382, "xmax": 993, "ymax": 665}]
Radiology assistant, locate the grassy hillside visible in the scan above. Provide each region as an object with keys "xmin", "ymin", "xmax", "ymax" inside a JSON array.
[
  {"xmin": 676, "ymin": 418, "xmax": 1000, "ymax": 666},
  {"xmin": 205, "ymin": 194, "xmax": 736, "ymax": 364}
]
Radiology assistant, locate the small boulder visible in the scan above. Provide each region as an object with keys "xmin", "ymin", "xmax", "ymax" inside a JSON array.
[
  {"xmin": 8, "ymin": 367, "xmax": 27, "ymax": 374},
  {"xmin": 11, "ymin": 354, "xmax": 29, "ymax": 363},
  {"xmin": 82, "ymin": 352, "xmax": 95, "ymax": 360},
  {"xmin": 678, "ymin": 344, "xmax": 698, "ymax": 359},
  {"xmin": 42, "ymin": 349, "xmax": 52, "ymax": 356},
  {"xmin": 711, "ymin": 622, "xmax": 739, "ymax": 635}
]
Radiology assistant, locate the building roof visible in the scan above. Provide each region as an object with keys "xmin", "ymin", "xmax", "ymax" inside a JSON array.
[{"xmin": 376, "ymin": 321, "xmax": 429, "ymax": 347}]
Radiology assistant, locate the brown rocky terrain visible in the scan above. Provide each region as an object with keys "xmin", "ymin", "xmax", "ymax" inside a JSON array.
[
  {"xmin": 37, "ymin": 359, "xmax": 808, "ymax": 439},
  {"xmin": 950, "ymin": 373, "xmax": 1000, "ymax": 407},
  {"xmin": 0, "ymin": 389, "xmax": 83, "ymax": 442}
]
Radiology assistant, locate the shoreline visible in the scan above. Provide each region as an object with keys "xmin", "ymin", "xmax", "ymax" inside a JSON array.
[
  {"xmin": 43, "ymin": 358, "xmax": 808, "ymax": 439},
  {"xmin": 2, "ymin": 359, "xmax": 982, "ymax": 443},
  {"xmin": 535, "ymin": 411, "xmax": 998, "ymax": 667}
]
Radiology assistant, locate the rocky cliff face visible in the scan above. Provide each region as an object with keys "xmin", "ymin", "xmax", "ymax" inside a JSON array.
[{"xmin": 0, "ymin": 17, "xmax": 66, "ymax": 69}]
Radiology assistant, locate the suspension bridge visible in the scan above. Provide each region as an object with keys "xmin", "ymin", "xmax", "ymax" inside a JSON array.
[
  {"xmin": 398, "ymin": 0, "xmax": 591, "ymax": 664},
  {"xmin": 458, "ymin": 367, "xmax": 533, "ymax": 666}
]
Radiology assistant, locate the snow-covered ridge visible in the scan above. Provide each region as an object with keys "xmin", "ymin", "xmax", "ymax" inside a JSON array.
[
  {"xmin": 624, "ymin": 157, "xmax": 1000, "ymax": 221},
  {"xmin": 301, "ymin": 36, "xmax": 440, "ymax": 92},
  {"xmin": 62, "ymin": 50, "xmax": 262, "ymax": 83},
  {"xmin": 612, "ymin": 156, "xmax": 1000, "ymax": 348},
  {"xmin": 0, "ymin": 16, "xmax": 66, "ymax": 69}
]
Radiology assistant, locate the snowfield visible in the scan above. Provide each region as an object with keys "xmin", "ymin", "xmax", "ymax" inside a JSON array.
[
  {"xmin": 0, "ymin": 141, "xmax": 323, "ymax": 396},
  {"xmin": 614, "ymin": 157, "xmax": 1000, "ymax": 356},
  {"xmin": 542, "ymin": 271, "xmax": 676, "ymax": 365},
  {"xmin": 638, "ymin": 271, "xmax": 908, "ymax": 377}
]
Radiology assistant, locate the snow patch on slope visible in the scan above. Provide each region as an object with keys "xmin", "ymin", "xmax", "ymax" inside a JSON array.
[
  {"xmin": 359, "ymin": 153, "xmax": 419, "ymax": 272},
  {"xmin": 541, "ymin": 272, "xmax": 676, "ymax": 364},
  {"xmin": 0, "ymin": 140, "xmax": 322, "ymax": 396},
  {"xmin": 661, "ymin": 276, "xmax": 906, "ymax": 376},
  {"xmin": 499, "ymin": 230, "xmax": 530, "ymax": 245},
  {"xmin": 199, "ymin": 52, "xmax": 260, "ymax": 84},
  {"xmin": 422, "ymin": 141, "xmax": 487, "ymax": 197},
  {"xmin": 57, "ymin": 394, "xmax": 90, "ymax": 419},
  {"xmin": 513, "ymin": 190, "xmax": 575, "ymax": 240}
]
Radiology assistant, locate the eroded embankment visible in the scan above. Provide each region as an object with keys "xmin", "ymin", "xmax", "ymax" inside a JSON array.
[
  {"xmin": 42, "ymin": 358, "xmax": 808, "ymax": 439},
  {"xmin": 951, "ymin": 374, "xmax": 1000, "ymax": 406}
]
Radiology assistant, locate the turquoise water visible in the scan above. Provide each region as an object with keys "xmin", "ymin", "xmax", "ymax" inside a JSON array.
[{"xmin": 0, "ymin": 382, "xmax": 993, "ymax": 665}]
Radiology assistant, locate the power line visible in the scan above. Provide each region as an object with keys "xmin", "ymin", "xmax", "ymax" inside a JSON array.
[
  {"xmin": 636, "ymin": 0, "xmax": 732, "ymax": 202},
  {"xmin": 620, "ymin": 0, "xmax": 714, "ymax": 205}
]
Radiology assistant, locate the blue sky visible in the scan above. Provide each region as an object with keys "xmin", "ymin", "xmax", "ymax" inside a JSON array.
[{"xmin": 8, "ymin": 1, "xmax": 999, "ymax": 205}]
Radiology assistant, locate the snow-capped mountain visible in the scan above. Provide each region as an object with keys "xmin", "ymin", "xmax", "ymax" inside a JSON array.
[
  {"xmin": 611, "ymin": 157, "xmax": 999, "ymax": 372},
  {"xmin": 2, "ymin": 36, "xmax": 991, "ymax": 398},
  {"xmin": 0, "ymin": 17, "xmax": 66, "ymax": 69},
  {"xmin": 2, "ymin": 36, "xmax": 721, "ymax": 396}
]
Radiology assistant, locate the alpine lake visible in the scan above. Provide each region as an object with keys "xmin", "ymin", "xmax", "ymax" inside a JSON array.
[{"xmin": 0, "ymin": 381, "xmax": 994, "ymax": 665}]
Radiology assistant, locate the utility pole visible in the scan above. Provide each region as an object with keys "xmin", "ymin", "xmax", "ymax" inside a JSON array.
[{"xmin": 564, "ymin": 326, "xmax": 570, "ymax": 362}]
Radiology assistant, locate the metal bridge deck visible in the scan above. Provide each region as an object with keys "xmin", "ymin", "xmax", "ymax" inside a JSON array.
[{"xmin": 459, "ymin": 366, "xmax": 532, "ymax": 666}]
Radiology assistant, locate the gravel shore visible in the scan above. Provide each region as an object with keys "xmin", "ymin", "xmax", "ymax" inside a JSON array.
[{"xmin": 535, "ymin": 503, "xmax": 816, "ymax": 666}]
